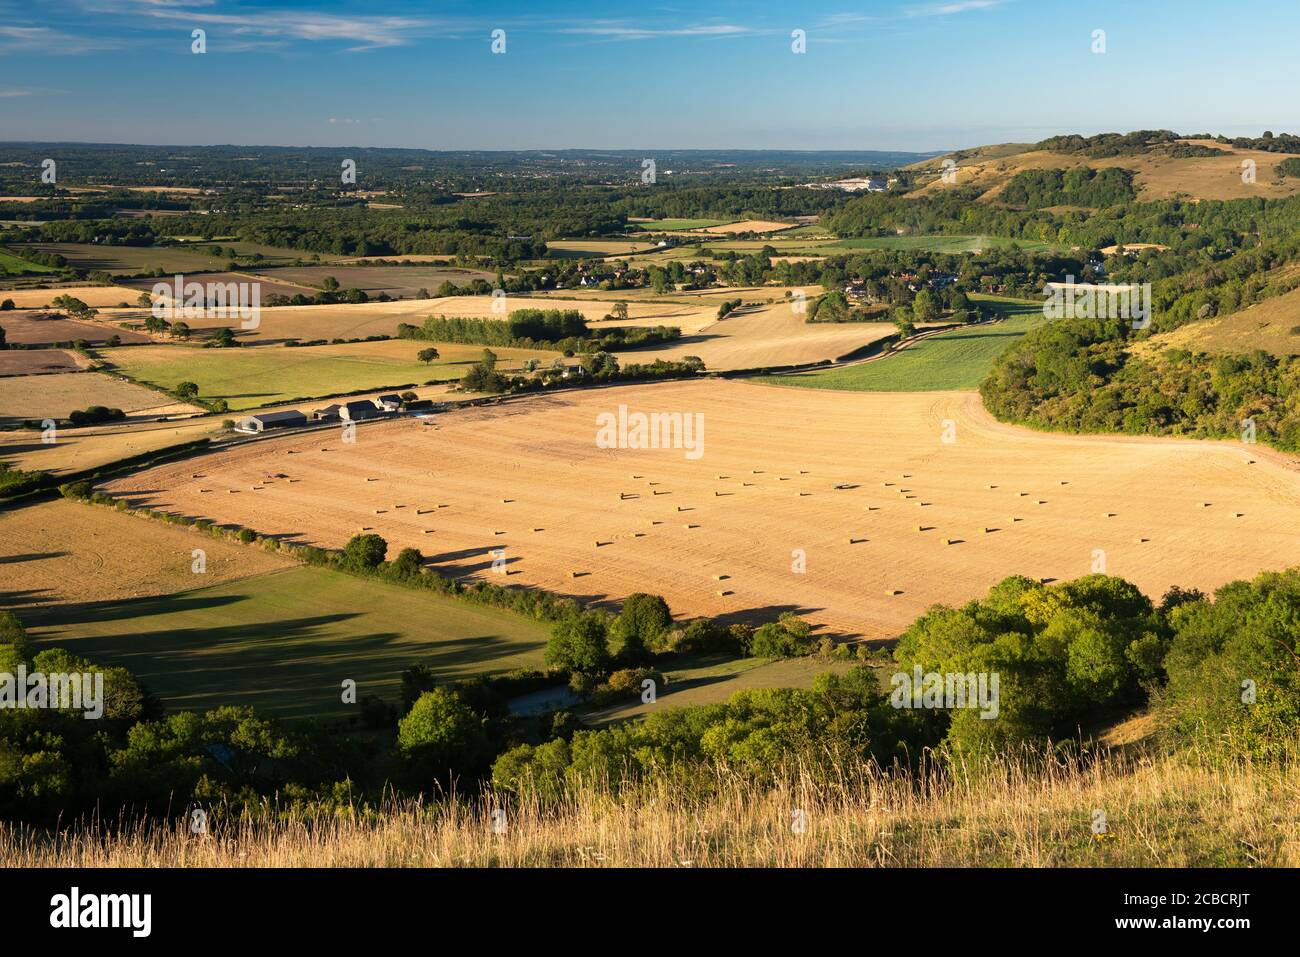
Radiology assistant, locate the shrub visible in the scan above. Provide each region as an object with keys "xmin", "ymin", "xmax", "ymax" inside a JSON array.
[
  {"xmin": 343, "ymin": 533, "xmax": 387, "ymax": 570},
  {"xmin": 750, "ymin": 614, "xmax": 817, "ymax": 658}
]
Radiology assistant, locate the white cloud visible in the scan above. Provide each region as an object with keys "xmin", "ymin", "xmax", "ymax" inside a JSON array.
[
  {"xmin": 907, "ymin": 0, "xmax": 1005, "ymax": 16},
  {"xmin": 91, "ymin": 3, "xmax": 436, "ymax": 51},
  {"xmin": 558, "ymin": 21, "xmax": 754, "ymax": 41}
]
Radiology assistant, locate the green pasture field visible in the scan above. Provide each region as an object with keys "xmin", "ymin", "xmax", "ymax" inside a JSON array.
[
  {"xmin": 754, "ymin": 297, "xmax": 1042, "ymax": 392},
  {"xmin": 28, "ymin": 566, "xmax": 550, "ymax": 721}
]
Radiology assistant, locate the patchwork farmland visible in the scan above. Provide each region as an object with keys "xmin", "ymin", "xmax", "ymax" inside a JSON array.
[{"xmin": 104, "ymin": 379, "xmax": 1300, "ymax": 641}]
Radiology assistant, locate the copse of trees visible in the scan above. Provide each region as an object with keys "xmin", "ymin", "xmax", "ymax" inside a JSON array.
[
  {"xmin": 980, "ymin": 314, "xmax": 1300, "ymax": 452},
  {"xmin": 999, "ymin": 167, "xmax": 1136, "ymax": 209}
]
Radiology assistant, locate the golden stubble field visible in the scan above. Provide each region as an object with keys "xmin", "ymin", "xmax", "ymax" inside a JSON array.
[
  {"xmin": 103, "ymin": 380, "xmax": 1300, "ymax": 640},
  {"xmin": 0, "ymin": 371, "xmax": 201, "ymax": 423},
  {"xmin": 0, "ymin": 499, "xmax": 292, "ymax": 609}
]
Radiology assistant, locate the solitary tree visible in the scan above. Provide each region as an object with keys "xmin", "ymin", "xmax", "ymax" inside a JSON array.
[
  {"xmin": 417, "ymin": 347, "xmax": 440, "ymax": 365},
  {"xmin": 343, "ymin": 533, "xmax": 388, "ymax": 570},
  {"xmin": 544, "ymin": 613, "xmax": 611, "ymax": 674},
  {"xmin": 174, "ymin": 381, "xmax": 199, "ymax": 400}
]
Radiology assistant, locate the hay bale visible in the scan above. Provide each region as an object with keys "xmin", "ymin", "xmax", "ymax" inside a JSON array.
[
  {"xmin": 1102, "ymin": 512, "xmax": 1116, "ymax": 518},
  {"xmin": 533, "ymin": 527, "xmax": 544, "ymax": 532},
  {"xmin": 885, "ymin": 589, "xmax": 902, "ymax": 596}
]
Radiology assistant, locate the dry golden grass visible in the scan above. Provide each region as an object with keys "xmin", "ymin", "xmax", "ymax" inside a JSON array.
[
  {"xmin": 5, "ymin": 747, "xmax": 1295, "ymax": 867},
  {"xmin": 1141, "ymin": 283, "xmax": 1300, "ymax": 358},
  {"xmin": 910, "ymin": 140, "xmax": 1300, "ymax": 202}
]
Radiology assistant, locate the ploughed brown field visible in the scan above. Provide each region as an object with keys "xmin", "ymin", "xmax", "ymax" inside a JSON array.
[
  {"xmin": 104, "ymin": 380, "xmax": 1300, "ymax": 640},
  {"xmin": 0, "ymin": 311, "xmax": 151, "ymax": 346}
]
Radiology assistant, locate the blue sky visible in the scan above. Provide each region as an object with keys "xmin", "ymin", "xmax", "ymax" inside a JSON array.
[{"xmin": 1, "ymin": 0, "xmax": 1298, "ymax": 151}]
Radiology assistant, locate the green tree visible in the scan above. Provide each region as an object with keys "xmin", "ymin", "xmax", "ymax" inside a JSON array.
[
  {"xmin": 545, "ymin": 613, "xmax": 611, "ymax": 674},
  {"xmin": 389, "ymin": 547, "xmax": 424, "ymax": 578},
  {"xmin": 912, "ymin": 289, "xmax": 940, "ymax": 324},
  {"xmin": 342, "ymin": 533, "xmax": 387, "ymax": 570},
  {"xmin": 610, "ymin": 593, "xmax": 671, "ymax": 661},
  {"xmin": 417, "ymin": 347, "xmax": 440, "ymax": 365},
  {"xmin": 397, "ymin": 689, "xmax": 490, "ymax": 777},
  {"xmin": 174, "ymin": 381, "xmax": 199, "ymax": 399}
]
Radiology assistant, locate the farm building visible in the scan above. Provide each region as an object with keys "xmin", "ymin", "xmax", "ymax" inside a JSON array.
[
  {"xmin": 235, "ymin": 410, "xmax": 307, "ymax": 433},
  {"xmin": 339, "ymin": 400, "xmax": 382, "ymax": 422},
  {"xmin": 311, "ymin": 396, "xmax": 401, "ymax": 423}
]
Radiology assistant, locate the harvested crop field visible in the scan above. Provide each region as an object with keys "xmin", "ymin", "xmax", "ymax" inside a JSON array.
[
  {"xmin": 0, "ymin": 499, "xmax": 292, "ymax": 610},
  {"xmin": 244, "ymin": 265, "xmax": 497, "ymax": 297},
  {"xmin": 546, "ymin": 239, "xmax": 660, "ymax": 258},
  {"xmin": 700, "ymin": 220, "xmax": 798, "ymax": 234},
  {"xmin": 120, "ymin": 270, "xmax": 312, "ymax": 302},
  {"xmin": 0, "ymin": 285, "xmax": 144, "ymax": 308},
  {"xmin": 0, "ymin": 310, "xmax": 151, "ymax": 345},
  {"xmin": 0, "ymin": 418, "xmax": 221, "ymax": 476},
  {"xmin": 611, "ymin": 299, "xmax": 896, "ymax": 371},
  {"xmin": 137, "ymin": 294, "xmax": 716, "ymax": 344},
  {"xmin": 0, "ymin": 370, "xmax": 198, "ymax": 425},
  {"xmin": 99, "ymin": 340, "xmax": 555, "ymax": 411},
  {"xmin": 103, "ymin": 380, "xmax": 1300, "ymax": 641}
]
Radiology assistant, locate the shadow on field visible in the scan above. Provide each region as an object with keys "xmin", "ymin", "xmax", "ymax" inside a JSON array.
[
  {"xmin": 0, "ymin": 587, "xmax": 53, "ymax": 608},
  {"xmin": 0, "ymin": 551, "xmax": 68, "ymax": 564},
  {"xmin": 26, "ymin": 592, "xmax": 253, "ymax": 627}
]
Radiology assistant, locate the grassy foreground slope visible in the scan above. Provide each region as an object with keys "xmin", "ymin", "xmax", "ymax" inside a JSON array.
[
  {"xmin": 756, "ymin": 297, "xmax": 1041, "ymax": 391},
  {"xmin": 29, "ymin": 566, "xmax": 549, "ymax": 720},
  {"xmin": 5, "ymin": 746, "xmax": 1295, "ymax": 866}
]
